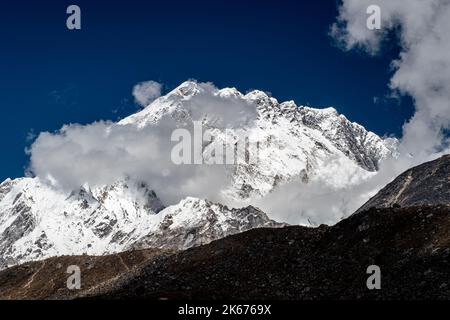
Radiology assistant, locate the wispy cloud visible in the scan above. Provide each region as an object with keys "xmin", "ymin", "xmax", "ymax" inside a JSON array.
[{"xmin": 331, "ymin": 0, "xmax": 450, "ymax": 163}]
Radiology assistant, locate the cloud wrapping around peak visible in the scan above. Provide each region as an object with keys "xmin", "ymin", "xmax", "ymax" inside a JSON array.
[
  {"xmin": 28, "ymin": 82, "xmax": 258, "ymax": 206},
  {"xmin": 132, "ymin": 80, "xmax": 163, "ymax": 107}
]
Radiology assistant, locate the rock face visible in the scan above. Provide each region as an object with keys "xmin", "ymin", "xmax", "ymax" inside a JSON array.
[
  {"xmin": 0, "ymin": 81, "xmax": 396, "ymax": 270},
  {"xmin": 356, "ymin": 155, "xmax": 450, "ymax": 213},
  {"xmin": 1, "ymin": 205, "xmax": 449, "ymax": 300}
]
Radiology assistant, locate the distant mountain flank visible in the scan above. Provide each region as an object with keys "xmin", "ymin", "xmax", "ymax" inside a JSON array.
[{"xmin": 0, "ymin": 178, "xmax": 280, "ymax": 270}]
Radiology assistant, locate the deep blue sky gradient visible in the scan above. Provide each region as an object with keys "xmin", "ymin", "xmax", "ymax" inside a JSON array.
[{"xmin": 0, "ymin": 0, "xmax": 414, "ymax": 181}]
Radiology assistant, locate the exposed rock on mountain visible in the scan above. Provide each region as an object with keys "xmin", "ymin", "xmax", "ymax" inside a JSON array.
[
  {"xmin": 356, "ymin": 155, "xmax": 450, "ymax": 213},
  {"xmin": 0, "ymin": 178, "xmax": 163, "ymax": 270}
]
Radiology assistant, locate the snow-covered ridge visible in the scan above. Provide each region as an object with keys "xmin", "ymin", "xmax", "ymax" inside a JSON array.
[
  {"xmin": 118, "ymin": 81, "xmax": 396, "ymax": 198},
  {"xmin": 118, "ymin": 81, "xmax": 398, "ymax": 198},
  {"xmin": 0, "ymin": 177, "xmax": 279, "ymax": 270},
  {"xmin": 120, "ymin": 81, "xmax": 396, "ymax": 170}
]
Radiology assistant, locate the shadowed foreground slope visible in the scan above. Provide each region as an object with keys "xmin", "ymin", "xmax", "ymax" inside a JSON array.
[
  {"xmin": 93, "ymin": 205, "xmax": 450, "ymax": 300},
  {"xmin": 0, "ymin": 249, "xmax": 171, "ymax": 299},
  {"xmin": 1, "ymin": 206, "xmax": 449, "ymax": 300}
]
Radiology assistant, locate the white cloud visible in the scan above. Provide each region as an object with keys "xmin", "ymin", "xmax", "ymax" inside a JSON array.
[
  {"xmin": 132, "ymin": 80, "xmax": 162, "ymax": 107},
  {"xmin": 26, "ymin": 129, "xmax": 37, "ymax": 142},
  {"xmin": 331, "ymin": 0, "xmax": 450, "ymax": 163},
  {"xmin": 250, "ymin": 154, "xmax": 411, "ymax": 225}
]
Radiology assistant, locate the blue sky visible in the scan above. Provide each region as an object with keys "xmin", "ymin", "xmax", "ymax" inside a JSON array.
[{"xmin": 0, "ymin": 0, "xmax": 414, "ymax": 181}]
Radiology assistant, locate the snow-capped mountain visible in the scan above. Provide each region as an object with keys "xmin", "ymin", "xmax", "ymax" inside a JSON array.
[
  {"xmin": 0, "ymin": 81, "xmax": 397, "ymax": 270},
  {"xmin": 0, "ymin": 178, "xmax": 162, "ymax": 269}
]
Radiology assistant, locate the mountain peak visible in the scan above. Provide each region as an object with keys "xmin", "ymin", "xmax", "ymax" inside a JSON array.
[
  {"xmin": 170, "ymin": 80, "xmax": 201, "ymax": 98},
  {"xmin": 244, "ymin": 90, "xmax": 272, "ymax": 102},
  {"xmin": 217, "ymin": 87, "xmax": 243, "ymax": 98}
]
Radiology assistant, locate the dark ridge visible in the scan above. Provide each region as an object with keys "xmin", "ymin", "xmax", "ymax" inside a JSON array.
[{"xmin": 1, "ymin": 206, "xmax": 449, "ymax": 300}]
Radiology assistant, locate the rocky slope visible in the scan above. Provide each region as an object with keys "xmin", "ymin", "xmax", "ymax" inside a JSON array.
[
  {"xmin": 0, "ymin": 248, "xmax": 171, "ymax": 300},
  {"xmin": 356, "ymin": 155, "xmax": 450, "ymax": 213},
  {"xmin": 95, "ymin": 206, "xmax": 450, "ymax": 300},
  {"xmin": 1, "ymin": 205, "xmax": 449, "ymax": 300}
]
